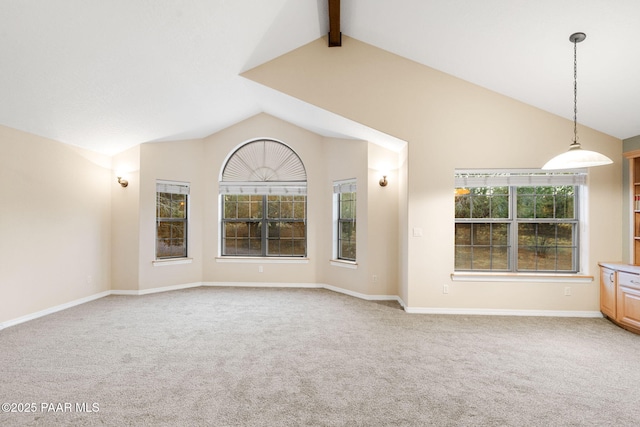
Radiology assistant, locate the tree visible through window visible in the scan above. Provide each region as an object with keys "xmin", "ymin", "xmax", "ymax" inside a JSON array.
[
  {"xmin": 338, "ymin": 191, "xmax": 356, "ymax": 261},
  {"xmin": 454, "ymin": 170, "xmax": 583, "ymax": 273},
  {"xmin": 222, "ymin": 194, "xmax": 306, "ymax": 256},
  {"xmin": 156, "ymin": 182, "xmax": 189, "ymax": 259},
  {"xmin": 219, "ymin": 139, "xmax": 307, "ymax": 257}
]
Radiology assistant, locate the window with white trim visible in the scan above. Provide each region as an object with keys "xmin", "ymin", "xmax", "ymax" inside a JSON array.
[
  {"xmin": 220, "ymin": 139, "xmax": 307, "ymax": 257},
  {"xmin": 454, "ymin": 170, "xmax": 586, "ymax": 273},
  {"xmin": 333, "ymin": 179, "xmax": 357, "ymax": 261},
  {"xmin": 156, "ymin": 181, "xmax": 189, "ymax": 259}
]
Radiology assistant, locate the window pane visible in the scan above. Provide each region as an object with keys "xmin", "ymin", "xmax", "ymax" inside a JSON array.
[
  {"xmin": 516, "ymin": 195, "xmax": 535, "ymax": 218},
  {"xmin": 157, "ymin": 193, "xmax": 171, "ymax": 218},
  {"xmin": 463, "ymin": 187, "xmax": 509, "ymax": 219},
  {"xmin": 517, "ymin": 246, "xmax": 537, "ymax": 270},
  {"xmin": 455, "ymin": 246, "xmax": 472, "ymax": 270},
  {"xmin": 341, "ymin": 241, "xmax": 356, "ymax": 260},
  {"xmin": 536, "ymin": 247, "xmax": 558, "ymax": 271},
  {"xmin": 517, "ymin": 223, "xmax": 576, "ymax": 272},
  {"xmin": 268, "ymin": 196, "xmax": 280, "ymax": 218},
  {"xmin": 455, "ymin": 224, "xmax": 471, "ymax": 245},
  {"xmin": 455, "ymin": 193, "xmax": 471, "ymax": 218},
  {"xmin": 340, "ymin": 193, "xmax": 356, "ymax": 219},
  {"xmin": 556, "ymin": 194, "xmax": 575, "ymax": 219},
  {"xmin": 171, "ymin": 194, "xmax": 186, "ymax": 219},
  {"xmin": 492, "ymin": 195, "xmax": 509, "ymax": 218},
  {"xmin": 267, "ymin": 239, "xmax": 280, "ymax": 255},
  {"xmin": 472, "ymin": 224, "xmax": 491, "ymax": 245},
  {"xmin": 279, "ymin": 222, "xmax": 293, "ymax": 238},
  {"xmin": 156, "ymin": 189, "xmax": 188, "ymax": 259},
  {"xmin": 157, "ymin": 238, "xmax": 185, "ymax": 258},
  {"xmin": 536, "ymin": 193, "xmax": 555, "ymax": 218},
  {"xmin": 557, "ymin": 223, "xmax": 573, "ymax": 245},
  {"xmin": 292, "ymin": 222, "xmax": 306, "ymax": 237},
  {"xmin": 491, "ymin": 246, "xmax": 509, "ymax": 270},
  {"xmin": 157, "ymin": 222, "xmax": 171, "ymax": 239},
  {"xmin": 237, "ymin": 201, "xmax": 250, "ymax": 218},
  {"xmin": 224, "ymin": 200, "xmax": 237, "ymax": 219},
  {"xmin": 278, "ymin": 240, "xmax": 293, "ymax": 255},
  {"xmin": 471, "ymin": 247, "xmax": 492, "ymax": 270},
  {"xmin": 293, "ymin": 201, "xmax": 305, "ymax": 219},
  {"xmin": 280, "ymin": 198, "xmax": 293, "ymax": 219},
  {"xmin": 556, "ymin": 247, "xmax": 574, "ymax": 271},
  {"xmin": 471, "ymin": 194, "xmax": 490, "ymax": 218},
  {"xmin": 171, "ymin": 222, "xmax": 185, "ymax": 239},
  {"xmin": 225, "ymin": 222, "xmax": 238, "ymax": 238},
  {"xmin": 293, "ymin": 240, "xmax": 306, "ymax": 256},
  {"xmin": 250, "ymin": 200, "xmax": 263, "ymax": 219},
  {"xmin": 492, "ymin": 223, "xmax": 509, "ymax": 245}
]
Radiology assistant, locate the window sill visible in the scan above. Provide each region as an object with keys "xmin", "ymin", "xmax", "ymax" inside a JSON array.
[
  {"xmin": 153, "ymin": 258, "xmax": 193, "ymax": 267},
  {"xmin": 330, "ymin": 259, "xmax": 358, "ymax": 269},
  {"xmin": 451, "ymin": 272, "xmax": 594, "ymax": 283},
  {"xmin": 215, "ymin": 257, "xmax": 309, "ymax": 264}
]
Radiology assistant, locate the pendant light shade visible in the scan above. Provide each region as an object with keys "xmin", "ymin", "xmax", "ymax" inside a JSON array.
[
  {"xmin": 542, "ymin": 142, "xmax": 614, "ymax": 169},
  {"xmin": 542, "ymin": 32, "xmax": 613, "ymax": 170}
]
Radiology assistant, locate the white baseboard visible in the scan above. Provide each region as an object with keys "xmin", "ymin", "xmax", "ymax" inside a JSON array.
[
  {"xmin": 202, "ymin": 282, "xmax": 323, "ymax": 289},
  {"xmin": 0, "ymin": 290, "xmax": 111, "ymax": 330},
  {"xmin": 321, "ymin": 283, "xmax": 402, "ymax": 304},
  {"xmin": 111, "ymin": 282, "xmax": 202, "ymax": 296},
  {"xmin": 403, "ymin": 307, "xmax": 603, "ymax": 318},
  {"xmin": 1, "ymin": 283, "xmax": 603, "ymax": 330}
]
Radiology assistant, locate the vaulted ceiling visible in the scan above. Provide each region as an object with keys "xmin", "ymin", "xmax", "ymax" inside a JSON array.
[{"xmin": 1, "ymin": 0, "xmax": 638, "ymax": 155}]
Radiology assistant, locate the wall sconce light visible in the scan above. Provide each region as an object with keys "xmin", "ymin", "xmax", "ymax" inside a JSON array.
[
  {"xmin": 379, "ymin": 175, "xmax": 388, "ymax": 187},
  {"xmin": 117, "ymin": 177, "xmax": 129, "ymax": 188}
]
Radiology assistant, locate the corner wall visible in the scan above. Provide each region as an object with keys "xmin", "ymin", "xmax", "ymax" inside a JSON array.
[{"xmin": 0, "ymin": 125, "xmax": 112, "ymax": 323}]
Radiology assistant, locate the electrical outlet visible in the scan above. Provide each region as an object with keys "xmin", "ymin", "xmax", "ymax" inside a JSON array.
[
  {"xmin": 443, "ymin": 284, "xmax": 449, "ymax": 294},
  {"xmin": 564, "ymin": 286, "xmax": 571, "ymax": 296},
  {"xmin": 372, "ymin": 274, "xmax": 378, "ymax": 283},
  {"xmin": 258, "ymin": 265, "xmax": 263, "ymax": 273}
]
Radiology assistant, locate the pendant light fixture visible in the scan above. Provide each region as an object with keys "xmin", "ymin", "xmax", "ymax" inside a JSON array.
[{"xmin": 542, "ymin": 32, "xmax": 613, "ymax": 170}]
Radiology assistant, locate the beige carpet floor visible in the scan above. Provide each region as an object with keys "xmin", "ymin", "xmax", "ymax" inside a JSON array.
[{"xmin": 1, "ymin": 287, "xmax": 640, "ymax": 426}]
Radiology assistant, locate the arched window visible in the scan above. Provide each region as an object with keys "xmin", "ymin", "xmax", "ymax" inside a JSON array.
[{"xmin": 220, "ymin": 139, "xmax": 307, "ymax": 257}]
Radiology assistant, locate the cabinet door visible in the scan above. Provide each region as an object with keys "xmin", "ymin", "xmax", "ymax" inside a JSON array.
[
  {"xmin": 600, "ymin": 267, "xmax": 616, "ymax": 318},
  {"xmin": 616, "ymin": 272, "xmax": 640, "ymax": 331}
]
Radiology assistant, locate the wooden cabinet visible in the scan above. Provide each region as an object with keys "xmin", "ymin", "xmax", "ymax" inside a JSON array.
[
  {"xmin": 599, "ymin": 263, "xmax": 640, "ymax": 334},
  {"xmin": 617, "ymin": 272, "xmax": 640, "ymax": 331},
  {"xmin": 600, "ymin": 267, "xmax": 616, "ymax": 319}
]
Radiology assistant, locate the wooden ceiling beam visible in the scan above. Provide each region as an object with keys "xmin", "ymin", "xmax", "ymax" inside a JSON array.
[{"xmin": 328, "ymin": 0, "xmax": 341, "ymax": 47}]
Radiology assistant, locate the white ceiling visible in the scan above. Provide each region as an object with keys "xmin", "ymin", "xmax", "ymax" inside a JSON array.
[{"xmin": 1, "ymin": 0, "xmax": 639, "ymax": 155}]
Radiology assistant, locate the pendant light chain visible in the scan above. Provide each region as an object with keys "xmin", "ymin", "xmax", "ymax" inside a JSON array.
[
  {"xmin": 541, "ymin": 32, "xmax": 612, "ymax": 169},
  {"xmin": 573, "ymin": 37, "xmax": 578, "ymax": 144}
]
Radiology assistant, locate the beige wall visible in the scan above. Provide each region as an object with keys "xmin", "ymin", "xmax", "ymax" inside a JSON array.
[
  {"xmin": 201, "ymin": 114, "xmax": 323, "ymax": 284},
  {"xmin": 243, "ymin": 36, "xmax": 623, "ymax": 312},
  {"xmin": 2, "ymin": 34, "xmax": 629, "ymax": 324},
  {"xmin": 111, "ymin": 145, "xmax": 141, "ymax": 291},
  {"xmin": 0, "ymin": 125, "xmax": 112, "ymax": 323},
  {"xmin": 107, "ymin": 113, "xmax": 402, "ymax": 297},
  {"xmin": 137, "ymin": 141, "xmax": 204, "ymax": 290}
]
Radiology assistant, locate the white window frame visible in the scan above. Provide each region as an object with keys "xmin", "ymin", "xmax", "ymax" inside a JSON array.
[
  {"xmin": 155, "ymin": 180, "xmax": 190, "ymax": 261},
  {"xmin": 332, "ymin": 179, "xmax": 357, "ymax": 266},
  {"xmin": 218, "ymin": 139, "xmax": 308, "ymax": 259},
  {"xmin": 453, "ymin": 169, "xmax": 589, "ymax": 277}
]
